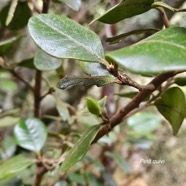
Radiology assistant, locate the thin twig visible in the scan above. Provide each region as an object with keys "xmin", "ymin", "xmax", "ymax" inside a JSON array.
[
  {"xmin": 156, "ymin": 7, "xmax": 170, "ymax": 28},
  {"xmin": 9, "ymin": 69, "xmax": 34, "ymax": 91},
  {"xmin": 40, "ymin": 87, "xmax": 55, "ymax": 100},
  {"xmin": 34, "ymin": 70, "xmax": 42, "ymax": 118}
]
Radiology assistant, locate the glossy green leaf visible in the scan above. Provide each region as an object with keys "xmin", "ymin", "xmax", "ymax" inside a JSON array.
[
  {"xmin": 0, "ymin": 1, "xmax": 31, "ymax": 30},
  {"xmin": 91, "ymin": 0, "xmax": 154, "ymax": 24},
  {"xmin": 28, "ymin": 14, "xmax": 104, "ymax": 63},
  {"xmin": 61, "ymin": 125, "xmax": 100, "ymax": 171},
  {"xmin": 58, "ymin": 0, "xmax": 81, "ymax": 11},
  {"xmin": 174, "ymin": 77, "xmax": 186, "ymax": 86},
  {"xmin": 155, "ymin": 87, "xmax": 186, "ymax": 135},
  {"xmin": 0, "ymin": 36, "xmax": 19, "ymax": 55},
  {"xmin": 0, "ymin": 155, "xmax": 35, "ymax": 180},
  {"xmin": 79, "ymin": 61, "xmax": 113, "ymax": 76},
  {"xmin": 14, "ymin": 118, "xmax": 47, "ymax": 152},
  {"xmin": 86, "ymin": 98, "xmax": 101, "ymax": 116},
  {"xmin": 34, "ymin": 50, "xmax": 62, "ymax": 71},
  {"xmin": 106, "ymin": 28, "xmax": 159, "ymax": 44},
  {"xmin": 106, "ymin": 27, "xmax": 186, "ymax": 75},
  {"xmin": 57, "ymin": 76, "xmax": 119, "ymax": 89}
]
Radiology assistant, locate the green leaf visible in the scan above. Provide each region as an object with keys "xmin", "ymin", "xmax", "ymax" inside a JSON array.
[
  {"xmin": 106, "ymin": 28, "xmax": 159, "ymax": 44},
  {"xmin": 106, "ymin": 27, "xmax": 186, "ymax": 75},
  {"xmin": 34, "ymin": 50, "xmax": 62, "ymax": 71},
  {"xmin": 0, "ymin": 36, "xmax": 19, "ymax": 55},
  {"xmin": 86, "ymin": 98, "xmax": 101, "ymax": 116},
  {"xmin": 91, "ymin": 0, "xmax": 154, "ymax": 24},
  {"xmin": 0, "ymin": 155, "xmax": 35, "ymax": 180},
  {"xmin": 79, "ymin": 62, "xmax": 113, "ymax": 76},
  {"xmin": 58, "ymin": 0, "xmax": 81, "ymax": 11},
  {"xmin": 0, "ymin": 137, "xmax": 16, "ymax": 159},
  {"xmin": 0, "ymin": 1, "xmax": 31, "ymax": 30},
  {"xmin": 61, "ymin": 125, "xmax": 100, "ymax": 171},
  {"xmin": 155, "ymin": 87, "xmax": 186, "ymax": 135},
  {"xmin": 0, "ymin": 116, "xmax": 19, "ymax": 128},
  {"xmin": 174, "ymin": 77, "xmax": 186, "ymax": 86},
  {"xmin": 28, "ymin": 14, "xmax": 104, "ymax": 63},
  {"xmin": 57, "ymin": 76, "xmax": 119, "ymax": 89},
  {"xmin": 14, "ymin": 118, "xmax": 48, "ymax": 152},
  {"xmin": 18, "ymin": 58, "xmax": 35, "ymax": 69}
]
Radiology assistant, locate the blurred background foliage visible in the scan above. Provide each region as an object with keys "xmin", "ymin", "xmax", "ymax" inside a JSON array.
[{"xmin": 0, "ymin": 0, "xmax": 186, "ymax": 186}]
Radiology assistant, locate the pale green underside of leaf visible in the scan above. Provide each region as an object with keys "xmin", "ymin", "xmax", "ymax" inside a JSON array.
[
  {"xmin": 106, "ymin": 27, "xmax": 186, "ymax": 75},
  {"xmin": 0, "ymin": 155, "xmax": 35, "ymax": 180},
  {"xmin": 34, "ymin": 49, "xmax": 62, "ymax": 71},
  {"xmin": 91, "ymin": 0, "xmax": 154, "ymax": 24},
  {"xmin": 79, "ymin": 61, "xmax": 113, "ymax": 76},
  {"xmin": 14, "ymin": 118, "xmax": 47, "ymax": 152},
  {"xmin": 28, "ymin": 14, "xmax": 104, "ymax": 62},
  {"xmin": 155, "ymin": 87, "xmax": 186, "ymax": 135},
  {"xmin": 61, "ymin": 125, "xmax": 100, "ymax": 171},
  {"xmin": 57, "ymin": 76, "xmax": 119, "ymax": 89}
]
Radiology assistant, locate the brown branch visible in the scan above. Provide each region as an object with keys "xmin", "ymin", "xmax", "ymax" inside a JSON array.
[
  {"xmin": 33, "ymin": 163, "xmax": 47, "ymax": 186},
  {"xmin": 92, "ymin": 71, "xmax": 185, "ymax": 143},
  {"xmin": 34, "ymin": 70, "xmax": 42, "ymax": 118},
  {"xmin": 117, "ymin": 73, "xmax": 144, "ymax": 91},
  {"xmin": 33, "ymin": 1, "xmax": 50, "ymax": 186}
]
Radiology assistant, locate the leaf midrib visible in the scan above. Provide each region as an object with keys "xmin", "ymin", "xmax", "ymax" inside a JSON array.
[
  {"xmin": 36, "ymin": 17, "xmax": 103, "ymax": 62},
  {"xmin": 140, "ymin": 40, "xmax": 186, "ymax": 50}
]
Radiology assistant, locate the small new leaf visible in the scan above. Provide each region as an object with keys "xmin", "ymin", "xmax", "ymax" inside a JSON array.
[{"xmin": 86, "ymin": 97, "xmax": 101, "ymax": 116}]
